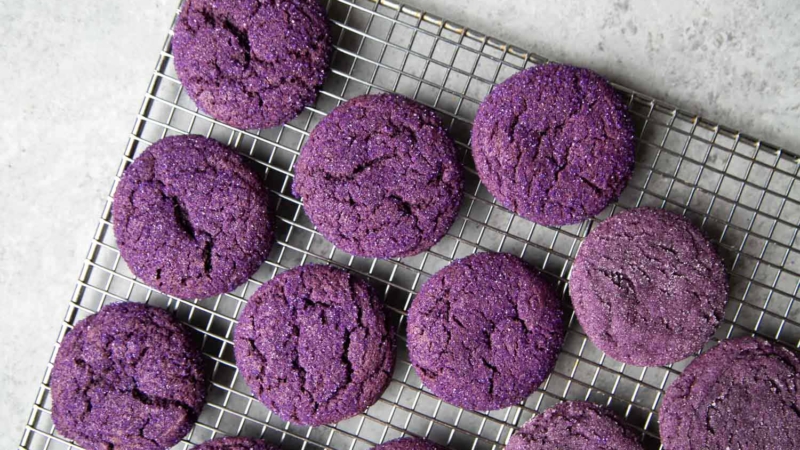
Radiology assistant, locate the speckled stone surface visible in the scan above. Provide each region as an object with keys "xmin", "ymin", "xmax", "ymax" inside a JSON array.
[
  {"xmin": 293, "ymin": 93, "xmax": 463, "ymax": 258},
  {"xmin": 507, "ymin": 401, "xmax": 642, "ymax": 450},
  {"xmin": 471, "ymin": 63, "xmax": 635, "ymax": 226},
  {"xmin": 112, "ymin": 135, "xmax": 273, "ymax": 300},
  {"xmin": 234, "ymin": 264, "xmax": 395, "ymax": 426},
  {"xmin": 50, "ymin": 302, "xmax": 207, "ymax": 450},
  {"xmin": 570, "ymin": 208, "xmax": 728, "ymax": 366},
  {"xmin": 173, "ymin": 0, "xmax": 332, "ymax": 129},
  {"xmin": 407, "ymin": 252, "xmax": 564, "ymax": 411},
  {"xmin": 374, "ymin": 437, "xmax": 448, "ymax": 450},
  {"xmin": 660, "ymin": 337, "xmax": 800, "ymax": 450},
  {"xmin": 194, "ymin": 436, "xmax": 277, "ymax": 450}
]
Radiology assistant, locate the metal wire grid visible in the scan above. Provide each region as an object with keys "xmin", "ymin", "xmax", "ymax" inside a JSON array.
[{"xmin": 19, "ymin": 0, "xmax": 800, "ymax": 449}]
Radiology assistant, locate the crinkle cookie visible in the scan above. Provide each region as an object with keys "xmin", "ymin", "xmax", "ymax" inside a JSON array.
[
  {"xmin": 293, "ymin": 93, "xmax": 463, "ymax": 258},
  {"xmin": 173, "ymin": 0, "xmax": 332, "ymax": 129},
  {"xmin": 660, "ymin": 337, "xmax": 800, "ymax": 450},
  {"xmin": 374, "ymin": 437, "xmax": 448, "ymax": 450},
  {"xmin": 50, "ymin": 302, "xmax": 207, "ymax": 450},
  {"xmin": 234, "ymin": 264, "xmax": 395, "ymax": 425},
  {"xmin": 507, "ymin": 401, "xmax": 642, "ymax": 450},
  {"xmin": 471, "ymin": 63, "xmax": 635, "ymax": 226},
  {"xmin": 407, "ymin": 252, "xmax": 564, "ymax": 411},
  {"xmin": 570, "ymin": 207, "xmax": 728, "ymax": 366},
  {"xmin": 113, "ymin": 135, "xmax": 273, "ymax": 299}
]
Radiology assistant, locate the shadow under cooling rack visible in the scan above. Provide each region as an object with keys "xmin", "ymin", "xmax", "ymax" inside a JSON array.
[{"xmin": 20, "ymin": 1, "xmax": 800, "ymax": 450}]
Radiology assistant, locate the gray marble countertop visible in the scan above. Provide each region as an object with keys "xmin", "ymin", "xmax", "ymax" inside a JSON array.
[{"xmin": 1, "ymin": 0, "xmax": 798, "ymax": 447}]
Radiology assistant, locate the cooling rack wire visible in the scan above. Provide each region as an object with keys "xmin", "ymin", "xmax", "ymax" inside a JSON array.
[{"xmin": 19, "ymin": 0, "xmax": 800, "ymax": 449}]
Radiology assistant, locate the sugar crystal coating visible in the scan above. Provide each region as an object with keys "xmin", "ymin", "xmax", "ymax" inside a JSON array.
[
  {"xmin": 570, "ymin": 207, "xmax": 728, "ymax": 366},
  {"xmin": 113, "ymin": 135, "xmax": 273, "ymax": 300},
  {"xmin": 234, "ymin": 264, "xmax": 395, "ymax": 425},
  {"xmin": 374, "ymin": 437, "xmax": 448, "ymax": 450},
  {"xmin": 407, "ymin": 252, "xmax": 564, "ymax": 411},
  {"xmin": 293, "ymin": 93, "xmax": 463, "ymax": 258},
  {"xmin": 50, "ymin": 302, "xmax": 207, "ymax": 450},
  {"xmin": 660, "ymin": 337, "xmax": 800, "ymax": 449},
  {"xmin": 506, "ymin": 401, "xmax": 642, "ymax": 450},
  {"xmin": 471, "ymin": 63, "xmax": 635, "ymax": 226},
  {"xmin": 173, "ymin": 0, "xmax": 332, "ymax": 129},
  {"xmin": 194, "ymin": 436, "xmax": 278, "ymax": 450}
]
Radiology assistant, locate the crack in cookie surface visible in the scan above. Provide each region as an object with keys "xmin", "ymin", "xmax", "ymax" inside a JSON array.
[
  {"xmin": 234, "ymin": 265, "xmax": 395, "ymax": 426},
  {"xmin": 112, "ymin": 135, "xmax": 273, "ymax": 300},
  {"xmin": 570, "ymin": 208, "xmax": 728, "ymax": 366},
  {"xmin": 407, "ymin": 252, "xmax": 564, "ymax": 411},
  {"xmin": 50, "ymin": 303, "xmax": 207, "ymax": 450},
  {"xmin": 173, "ymin": 0, "xmax": 332, "ymax": 129},
  {"xmin": 472, "ymin": 63, "xmax": 635, "ymax": 226},
  {"xmin": 660, "ymin": 337, "xmax": 800, "ymax": 450},
  {"xmin": 293, "ymin": 93, "xmax": 463, "ymax": 258}
]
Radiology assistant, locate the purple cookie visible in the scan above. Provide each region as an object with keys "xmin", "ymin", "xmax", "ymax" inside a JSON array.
[
  {"xmin": 507, "ymin": 401, "xmax": 642, "ymax": 450},
  {"xmin": 293, "ymin": 94, "xmax": 463, "ymax": 258},
  {"xmin": 407, "ymin": 252, "xmax": 564, "ymax": 411},
  {"xmin": 50, "ymin": 302, "xmax": 207, "ymax": 450},
  {"xmin": 234, "ymin": 264, "xmax": 395, "ymax": 425},
  {"xmin": 194, "ymin": 436, "xmax": 277, "ymax": 450},
  {"xmin": 173, "ymin": 0, "xmax": 332, "ymax": 129},
  {"xmin": 471, "ymin": 63, "xmax": 635, "ymax": 226},
  {"xmin": 113, "ymin": 135, "xmax": 273, "ymax": 300},
  {"xmin": 570, "ymin": 208, "xmax": 728, "ymax": 366},
  {"xmin": 374, "ymin": 437, "xmax": 448, "ymax": 450},
  {"xmin": 660, "ymin": 337, "xmax": 800, "ymax": 449}
]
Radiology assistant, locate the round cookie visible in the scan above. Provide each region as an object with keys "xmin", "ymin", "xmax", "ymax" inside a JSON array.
[
  {"xmin": 407, "ymin": 252, "xmax": 564, "ymax": 411},
  {"xmin": 173, "ymin": 0, "xmax": 332, "ymax": 129},
  {"xmin": 660, "ymin": 337, "xmax": 800, "ymax": 449},
  {"xmin": 374, "ymin": 437, "xmax": 448, "ymax": 450},
  {"xmin": 234, "ymin": 264, "xmax": 395, "ymax": 425},
  {"xmin": 570, "ymin": 208, "xmax": 728, "ymax": 366},
  {"xmin": 293, "ymin": 93, "xmax": 463, "ymax": 258},
  {"xmin": 113, "ymin": 135, "xmax": 273, "ymax": 300},
  {"xmin": 471, "ymin": 63, "xmax": 635, "ymax": 226},
  {"xmin": 50, "ymin": 302, "xmax": 207, "ymax": 450},
  {"xmin": 507, "ymin": 401, "xmax": 641, "ymax": 450},
  {"xmin": 194, "ymin": 436, "xmax": 277, "ymax": 450}
]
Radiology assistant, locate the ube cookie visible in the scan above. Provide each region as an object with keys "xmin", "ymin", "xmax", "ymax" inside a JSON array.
[
  {"xmin": 507, "ymin": 401, "xmax": 641, "ymax": 450},
  {"xmin": 173, "ymin": 0, "xmax": 332, "ymax": 129},
  {"xmin": 660, "ymin": 337, "xmax": 800, "ymax": 449},
  {"xmin": 50, "ymin": 302, "xmax": 207, "ymax": 450},
  {"xmin": 194, "ymin": 436, "xmax": 277, "ymax": 450},
  {"xmin": 407, "ymin": 252, "xmax": 564, "ymax": 411},
  {"xmin": 374, "ymin": 437, "xmax": 448, "ymax": 450},
  {"xmin": 293, "ymin": 94, "xmax": 463, "ymax": 258},
  {"xmin": 234, "ymin": 264, "xmax": 395, "ymax": 425},
  {"xmin": 113, "ymin": 135, "xmax": 273, "ymax": 300},
  {"xmin": 570, "ymin": 207, "xmax": 728, "ymax": 366},
  {"xmin": 471, "ymin": 63, "xmax": 635, "ymax": 226}
]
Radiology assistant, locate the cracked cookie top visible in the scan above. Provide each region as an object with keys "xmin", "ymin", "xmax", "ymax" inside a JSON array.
[
  {"xmin": 660, "ymin": 337, "xmax": 800, "ymax": 449},
  {"xmin": 292, "ymin": 93, "xmax": 464, "ymax": 258},
  {"xmin": 173, "ymin": 0, "xmax": 332, "ymax": 129},
  {"xmin": 50, "ymin": 302, "xmax": 208, "ymax": 450},
  {"xmin": 374, "ymin": 437, "xmax": 448, "ymax": 450},
  {"xmin": 471, "ymin": 63, "xmax": 635, "ymax": 226},
  {"xmin": 507, "ymin": 401, "xmax": 642, "ymax": 450},
  {"xmin": 407, "ymin": 252, "xmax": 564, "ymax": 411},
  {"xmin": 570, "ymin": 207, "xmax": 728, "ymax": 366},
  {"xmin": 194, "ymin": 436, "xmax": 278, "ymax": 450},
  {"xmin": 233, "ymin": 264, "xmax": 395, "ymax": 425},
  {"xmin": 112, "ymin": 135, "xmax": 273, "ymax": 300}
]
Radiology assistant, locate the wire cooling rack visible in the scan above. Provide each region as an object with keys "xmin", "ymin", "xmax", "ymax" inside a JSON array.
[{"xmin": 20, "ymin": 0, "xmax": 800, "ymax": 449}]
